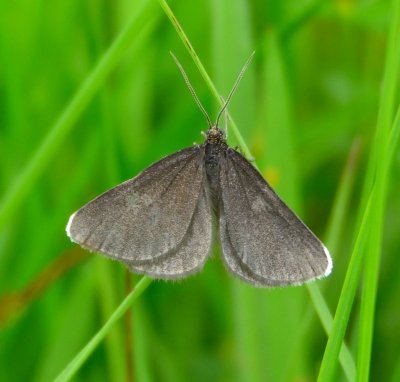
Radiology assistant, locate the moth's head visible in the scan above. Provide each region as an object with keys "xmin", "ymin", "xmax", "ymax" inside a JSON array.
[{"xmin": 206, "ymin": 125, "xmax": 226, "ymax": 144}]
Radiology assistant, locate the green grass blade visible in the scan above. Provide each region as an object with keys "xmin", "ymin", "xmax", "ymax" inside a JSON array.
[
  {"xmin": 0, "ymin": 0, "xmax": 156, "ymax": 231},
  {"xmin": 388, "ymin": 106, "xmax": 400, "ymax": 162},
  {"xmin": 317, "ymin": 193, "xmax": 372, "ymax": 382},
  {"xmin": 158, "ymin": 0, "xmax": 253, "ymax": 161},
  {"xmin": 317, "ymin": 102, "xmax": 400, "ymax": 382},
  {"xmin": 285, "ymin": 138, "xmax": 361, "ymax": 381},
  {"xmin": 303, "ymin": 140, "xmax": 362, "ymax": 382},
  {"xmin": 318, "ymin": 1, "xmax": 400, "ymax": 379},
  {"xmin": 307, "ymin": 284, "xmax": 356, "ymax": 381},
  {"xmin": 33, "ymin": 262, "xmax": 98, "ymax": 382},
  {"xmin": 53, "ymin": 276, "xmax": 152, "ymax": 382},
  {"xmin": 209, "ymin": 0, "xmax": 256, "ymax": 140},
  {"xmin": 95, "ymin": 260, "xmax": 127, "ymax": 382},
  {"xmin": 357, "ymin": 0, "xmax": 400, "ymax": 379}
]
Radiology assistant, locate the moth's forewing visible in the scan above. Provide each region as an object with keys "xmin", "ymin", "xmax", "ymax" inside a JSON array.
[
  {"xmin": 128, "ymin": 188, "xmax": 212, "ymax": 278},
  {"xmin": 67, "ymin": 146, "xmax": 213, "ymax": 277},
  {"xmin": 219, "ymin": 148, "xmax": 332, "ymax": 287}
]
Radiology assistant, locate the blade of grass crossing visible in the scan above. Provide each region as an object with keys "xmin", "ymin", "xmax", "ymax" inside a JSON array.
[
  {"xmin": 317, "ymin": 193, "xmax": 372, "ymax": 382},
  {"xmin": 317, "ymin": 102, "xmax": 400, "ymax": 382},
  {"xmin": 387, "ymin": 106, "xmax": 400, "ymax": 162},
  {"xmin": 95, "ymin": 260, "xmax": 127, "ymax": 382},
  {"xmin": 132, "ymin": 302, "xmax": 152, "ymax": 382},
  {"xmin": 301, "ymin": 140, "xmax": 362, "ymax": 382},
  {"xmin": 318, "ymin": 2, "xmax": 400, "ymax": 379},
  {"xmin": 357, "ymin": 1, "xmax": 400, "ymax": 379},
  {"xmin": 307, "ymin": 284, "xmax": 355, "ymax": 381},
  {"xmin": 34, "ymin": 264, "xmax": 98, "ymax": 382},
  {"xmin": 288, "ymin": 139, "xmax": 361, "ymax": 381},
  {"xmin": 209, "ymin": 0, "xmax": 256, "ymax": 140},
  {"xmin": 0, "ymin": 0, "xmax": 157, "ymax": 231},
  {"xmin": 54, "ymin": 276, "xmax": 152, "ymax": 382},
  {"xmin": 158, "ymin": 0, "xmax": 253, "ymax": 161}
]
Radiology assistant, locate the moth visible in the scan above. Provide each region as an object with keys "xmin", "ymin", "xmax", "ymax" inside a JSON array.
[{"xmin": 66, "ymin": 53, "xmax": 332, "ymax": 287}]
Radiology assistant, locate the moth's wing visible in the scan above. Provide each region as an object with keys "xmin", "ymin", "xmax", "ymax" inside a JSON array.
[
  {"xmin": 67, "ymin": 146, "xmax": 212, "ymax": 277},
  {"xmin": 128, "ymin": 188, "xmax": 212, "ymax": 279},
  {"xmin": 219, "ymin": 148, "xmax": 332, "ymax": 287}
]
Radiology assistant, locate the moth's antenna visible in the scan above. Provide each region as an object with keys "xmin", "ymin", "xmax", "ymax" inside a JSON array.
[
  {"xmin": 215, "ymin": 51, "xmax": 255, "ymax": 127},
  {"xmin": 170, "ymin": 52, "xmax": 212, "ymax": 128},
  {"xmin": 220, "ymin": 95, "xmax": 229, "ymax": 139}
]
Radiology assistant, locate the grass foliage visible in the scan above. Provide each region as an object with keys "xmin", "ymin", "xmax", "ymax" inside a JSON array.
[{"xmin": 0, "ymin": 0, "xmax": 399, "ymax": 381}]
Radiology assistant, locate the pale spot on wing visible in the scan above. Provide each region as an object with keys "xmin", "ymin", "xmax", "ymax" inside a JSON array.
[{"xmin": 251, "ymin": 196, "xmax": 265, "ymax": 213}]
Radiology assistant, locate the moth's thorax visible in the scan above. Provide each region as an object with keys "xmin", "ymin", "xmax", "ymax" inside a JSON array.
[
  {"xmin": 204, "ymin": 126, "xmax": 228, "ymax": 176},
  {"xmin": 204, "ymin": 128, "xmax": 228, "ymax": 211}
]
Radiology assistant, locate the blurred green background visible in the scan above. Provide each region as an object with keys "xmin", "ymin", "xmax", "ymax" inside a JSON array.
[{"xmin": 0, "ymin": 0, "xmax": 399, "ymax": 381}]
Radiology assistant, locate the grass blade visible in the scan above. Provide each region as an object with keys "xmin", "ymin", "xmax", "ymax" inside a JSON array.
[
  {"xmin": 0, "ymin": 0, "xmax": 156, "ymax": 231},
  {"xmin": 357, "ymin": 1, "xmax": 400, "ymax": 378},
  {"xmin": 54, "ymin": 276, "xmax": 152, "ymax": 382},
  {"xmin": 318, "ymin": 2, "xmax": 400, "ymax": 379},
  {"xmin": 307, "ymin": 284, "xmax": 356, "ymax": 381},
  {"xmin": 304, "ymin": 140, "xmax": 363, "ymax": 382},
  {"xmin": 317, "ymin": 193, "xmax": 372, "ymax": 382},
  {"xmin": 158, "ymin": 0, "xmax": 253, "ymax": 161}
]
